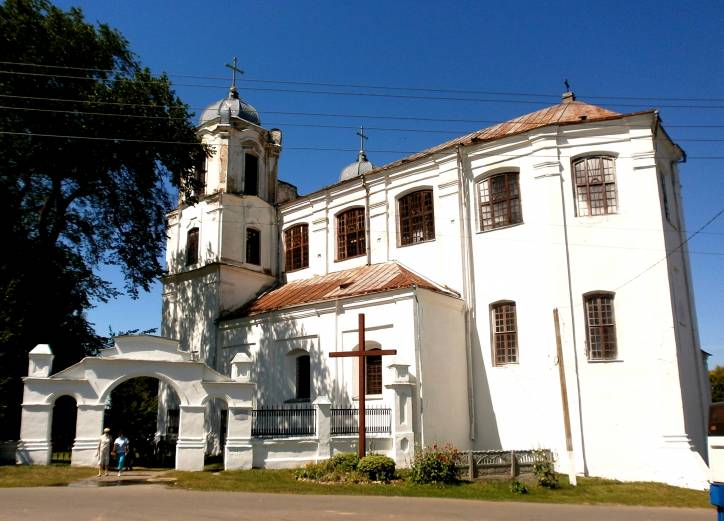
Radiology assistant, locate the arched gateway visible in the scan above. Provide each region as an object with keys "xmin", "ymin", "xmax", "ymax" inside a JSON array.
[{"xmin": 17, "ymin": 336, "xmax": 254, "ymax": 471}]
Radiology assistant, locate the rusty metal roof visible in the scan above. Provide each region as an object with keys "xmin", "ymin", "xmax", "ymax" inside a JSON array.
[{"xmin": 223, "ymin": 262, "xmax": 459, "ymax": 319}]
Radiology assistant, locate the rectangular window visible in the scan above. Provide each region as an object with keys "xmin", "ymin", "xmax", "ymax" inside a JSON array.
[
  {"xmin": 574, "ymin": 156, "xmax": 617, "ymax": 216},
  {"xmin": 284, "ymin": 224, "xmax": 309, "ymax": 271},
  {"xmin": 337, "ymin": 208, "xmax": 366, "ymax": 260},
  {"xmin": 185, "ymin": 228, "xmax": 199, "ymax": 266},
  {"xmin": 492, "ymin": 302, "xmax": 517, "ymax": 364},
  {"xmin": 366, "ymin": 351, "xmax": 382, "ymax": 395},
  {"xmin": 246, "ymin": 228, "xmax": 261, "ymax": 265},
  {"xmin": 478, "ymin": 173, "xmax": 522, "ymax": 231},
  {"xmin": 244, "ymin": 154, "xmax": 258, "ymax": 196},
  {"xmin": 585, "ymin": 293, "xmax": 617, "ymax": 360},
  {"xmin": 296, "ymin": 355, "xmax": 311, "ymax": 400},
  {"xmin": 399, "ymin": 190, "xmax": 435, "ymax": 245}
]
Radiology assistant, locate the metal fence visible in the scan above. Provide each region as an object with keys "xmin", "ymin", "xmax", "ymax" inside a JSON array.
[
  {"xmin": 251, "ymin": 406, "xmax": 316, "ymax": 437},
  {"xmin": 330, "ymin": 408, "xmax": 391, "ymax": 435}
]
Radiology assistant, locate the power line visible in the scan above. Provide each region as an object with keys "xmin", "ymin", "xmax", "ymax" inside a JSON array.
[
  {"xmin": 2, "ymin": 69, "xmax": 724, "ymax": 109},
  {"xmin": 3, "ymin": 60, "xmax": 724, "ymax": 103},
  {"xmin": 2, "ymin": 105, "xmax": 724, "ymax": 140},
  {"xmin": 4, "ymin": 130, "xmax": 724, "ymax": 159},
  {"xmin": 3, "ymin": 94, "xmax": 724, "ymax": 129}
]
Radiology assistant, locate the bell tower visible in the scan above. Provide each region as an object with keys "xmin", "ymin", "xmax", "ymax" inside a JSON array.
[{"xmin": 161, "ymin": 59, "xmax": 284, "ymax": 367}]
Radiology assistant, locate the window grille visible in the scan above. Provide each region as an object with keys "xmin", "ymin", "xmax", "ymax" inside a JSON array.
[
  {"xmin": 246, "ymin": 228, "xmax": 261, "ymax": 265},
  {"xmin": 366, "ymin": 349, "xmax": 382, "ymax": 395},
  {"xmin": 186, "ymin": 228, "xmax": 199, "ymax": 266},
  {"xmin": 336, "ymin": 208, "xmax": 366, "ymax": 260},
  {"xmin": 585, "ymin": 293, "xmax": 617, "ymax": 360},
  {"xmin": 492, "ymin": 302, "xmax": 518, "ymax": 364},
  {"xmin": 573, "ymin": 156, "xmax": 617, "ymax": 216},
  {"xmin": 399, "ymin": 189, "xmax": 435, "ymax": 245},
  {"xmin": 244, "ymin": 154, "xmax": 258, "ymax": 196},
  {"xmin": 284, "ymin": 224, "xmax": 309, "ymax": 271},
  {"xmin": 478, "ymin": 173, "xmax": 522, "ymax": 231}
]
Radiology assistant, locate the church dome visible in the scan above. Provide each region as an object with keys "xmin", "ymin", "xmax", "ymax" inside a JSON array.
[
  {"xmin": 199, "ymin": 87, "xmax": 261, "ymax": 127},
  {"xmin": 339, "ymin": 150, "xmax": 375, "ymax": 182}
]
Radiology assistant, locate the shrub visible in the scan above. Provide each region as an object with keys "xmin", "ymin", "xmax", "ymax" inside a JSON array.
[
  {"xmin": 409, "ymin": 443, "xmax": 460, "ymax": 485},
  {"xmin": 326, "ymin": 452, "xmax": 359, "ymax": 473},
  {"xmin": 532, "ymin": 450, "xmax": 559, "ymax": 489},
  {"xmin": 357, "ymin": 454, "xmax": 396, "ymax": 482},
  {"xmin": 510, "ymin": 479, "xmax": 528, "ymax": 494},
  {"xmin": 294, "ymin": 461, "xmax": 327, "ymax": 480}
]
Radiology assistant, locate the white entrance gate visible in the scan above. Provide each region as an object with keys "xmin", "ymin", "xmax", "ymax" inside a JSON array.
[{"xmin": 16, "ymin": 335, "xmax": 254, "ymax": 471}]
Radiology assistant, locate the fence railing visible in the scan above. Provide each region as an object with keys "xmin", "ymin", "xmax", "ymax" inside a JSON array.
[
  {"xmin": 251, "ymin": 407, "xmax": 316, "ymax": 437},
  {"xmin": 331, "ymin": 407, "xmax": 391, "ymax": 435}
]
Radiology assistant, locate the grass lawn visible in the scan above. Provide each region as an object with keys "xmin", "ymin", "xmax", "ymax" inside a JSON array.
[
  {"xmin": 169, "ymin": 469, "xmax": 711, "ymax": 509},
  {"xmin": 0, "ymin": 464, "xmax": 96, "ymax": 487}
]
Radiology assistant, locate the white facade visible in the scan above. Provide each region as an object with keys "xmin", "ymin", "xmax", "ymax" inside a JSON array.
[{"xmin": 156, "ymin": 91, "xmax": 710, "ymax": 488}]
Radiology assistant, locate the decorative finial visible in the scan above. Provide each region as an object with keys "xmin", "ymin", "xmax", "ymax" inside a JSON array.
[
  {"xmin": 225, "ymin": 57, "xmax": 244, "ymax": 98},
  {"xmin": 561, "ymin": 79, "xmax": 576, "ymax": 103},
  {"xmin": 356, "ymin": 125, "xmax": 369, "ymax": 162},
  {"xmin": 564, "ymin": 79, "xmax": 571, "ymax": 92}
]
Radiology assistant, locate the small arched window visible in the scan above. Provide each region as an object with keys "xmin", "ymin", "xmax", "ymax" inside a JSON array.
[
  {"xmin": 399, "ymin": 189, "xmax": 435, "ymax": 245},
  {"xmin": 244, "ymin": 153, "xmax": 258, "ymax": 196},
  {"xmin": 295, "ymin": 354, "xmax": 311, "ymax": 400},
  {"xmin": 573, "ymin": 156, "xmax": 617, "ymax": 216},
  {"xmin": 365, "ymin": 348, "xmax": 382, "ymax": 395},
  {"xmin": 246, "ymin": 228, "xmax": 260, "ymax": 265},
  {"xmin": 186, "ymin": 227, "xmax": 199, "ymax": 266},
  {"xmin": 491, "ymin": 301, "xmax": 518, "ymax": 365},
  {"xmin": 284, "ymin": 224, "xmax": 309, "ymax": 271},
  {"xmin": 478, "ymin": 173, "xmax": 522, "ymax": 231},
  {"xmin": 584, "ymin": 292, "xmax": 617, "ymax": 360},
  {"xmin": 336, "ymin": 207, "xmax": 366, "ymax": 261}
]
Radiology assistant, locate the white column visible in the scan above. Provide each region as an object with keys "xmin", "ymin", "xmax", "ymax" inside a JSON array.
[
  {"xmin": 71, "ymin": 404, "xmax": 105, "ymax": 467},
  {"xmin": 225, "ymin": 406, "xmax": 253, "ymax": 470},
  {"xmin": 314, "ymin": 396, "xmax": 331, "ymax": 460},
  {"xmin": 176, "ymin": 405, "xmax": 206, "ymax": 471},
  {"xmin": 16, "ymin": 403, "xmax": 53, "ymax": 465},
  {"xmin": 386, "ymin": 363, "xmax": 415, "ymax": 467}
]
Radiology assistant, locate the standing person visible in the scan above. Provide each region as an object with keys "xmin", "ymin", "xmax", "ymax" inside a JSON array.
[
  {"xmin": 112, "ymin": 431, "xmax": 130, "ymax": 477},
  {"xmin": 95, "ymin": 427, "xmax": 112, "ymax": 477}
]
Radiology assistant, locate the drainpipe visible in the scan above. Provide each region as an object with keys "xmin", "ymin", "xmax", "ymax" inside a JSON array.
[
  {"xmin": 362, "ymin": 177, "xmax": 372, "ymax": 266},
  {"xmin": 456, "ymin": 145, "xmax": 476, "ymax": 442}
]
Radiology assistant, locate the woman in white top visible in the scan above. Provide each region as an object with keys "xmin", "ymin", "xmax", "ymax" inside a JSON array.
[{"xmin": 95, "ymin": 428, "xmax": 112, "ymax": 477}]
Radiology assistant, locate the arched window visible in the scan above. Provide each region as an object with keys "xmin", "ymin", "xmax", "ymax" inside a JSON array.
[
  {"xmin": 365, "ymin": 348, "xmax": 382, "ymax": 395},
  {"xmin": 584, "ymin": 292, "xmax": 617, "ymax": 360},
  {"xmin": 186, "ymin": 227, "xmax": 199, "ymax": 266},
  {"xmin": 336, "ymin": 207, "xmax": 366, "ymax": 261},
  {"xmin": 491, "ymin": 301, "xmax": 518, "ymax": 365},
  {"xmin": 246, "ymin": 228, "xmax": 260, "ymax": 265},
  {"xmin": 284, "ymin": 224, "xmax": 309, "ymax": 271},
  {"xmin": 573, "ymin": 156, "xmax": 617, "ymax": 216},
  {"xmin": 295, "ymin": 354, "xmax": 311, "ymax": 400},
  {"xmin": 398, "ymin": 189, "xmax": 435, "ymax": 245},
  {"xmin": 478, "ymin": 173, "xmax": 522, "ymax": 231},
  {"xmin": 244, "ymin": 153, "xmax": 258, "ymax": 196}
]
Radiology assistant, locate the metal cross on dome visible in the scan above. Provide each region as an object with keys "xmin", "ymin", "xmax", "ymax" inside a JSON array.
[
  {"xmin": 356, "ymin": 125, "xmax": 368, "ymax": 153},
  {"xmin": 225, "ymin": 57, "xmax": 244, "ymax": 90}
]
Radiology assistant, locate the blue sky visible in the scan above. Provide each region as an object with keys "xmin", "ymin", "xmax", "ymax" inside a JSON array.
[{"xmin": 51, "ymin": 1, "xmax": 724, "ymax": 364}]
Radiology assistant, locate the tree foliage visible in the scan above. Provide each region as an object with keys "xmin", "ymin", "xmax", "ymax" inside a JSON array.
[
  {"xmin": 0, "ymin": 0, "xmax": 206, "ymax": 439},
  {"xmin": 710, "ymin": 366, "xmax": 724, "ymax": 403}
]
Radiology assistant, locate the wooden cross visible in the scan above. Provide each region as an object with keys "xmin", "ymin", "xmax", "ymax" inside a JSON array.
[
  {"xmin": 356, "ymin": 125, "xmax": 368, "ymax": 153},
  {"xmin": 329, "ymin": 313, "xmax": 396, "ymax": 458},
  {"xmin": 225, "ymin": 57, "xmax": 244, "ymax": 89}
]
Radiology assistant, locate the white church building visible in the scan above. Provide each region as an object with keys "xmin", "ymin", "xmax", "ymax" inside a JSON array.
[{"xmin": 18, "ymin": 81, "xmax": 710, "ymax": 489}]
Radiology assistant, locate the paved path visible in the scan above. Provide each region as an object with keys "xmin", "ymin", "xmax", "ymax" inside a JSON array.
[{"xmin": 0, "ymin": 484, "xmax": 711, "ymax": 521}]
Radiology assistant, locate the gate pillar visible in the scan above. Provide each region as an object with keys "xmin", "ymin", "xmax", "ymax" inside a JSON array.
[
  {"xmin": 72, "ymin": 404, "xmax": 106, "ymax": 467},
  {"xmin": 176, "ymin": 405, "xmax": 206, "ymax": 471},
  {"xmin": 16, "ymin": 404, "xmax": 53, "ymax": 464}
]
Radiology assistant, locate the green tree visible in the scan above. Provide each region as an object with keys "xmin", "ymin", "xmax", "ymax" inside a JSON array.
[
  {"xmin": 0, "ymin": 0, "xmax": 206, "ymax": 439},
  {"xmin": 710, "ymin": 366, "xmax": 724, "ymax": 403}
]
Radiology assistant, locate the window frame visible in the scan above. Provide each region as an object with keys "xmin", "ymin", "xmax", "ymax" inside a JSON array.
[
  {"xmin": 284, "ymin": 223, "xmax": 309, "ymax": 272},
  {"xmin": 336, "ymin": 207, "xmax": 367, "ymax": 261},
  {"xmin": 185, "ymin": 227, "xmax": 199, "ymax": 266},
  {"xmin": 477, "ymin": 172, "xmax": 523, "ymax": 232},
  {"xmin": 245, "ymin": 227, "xmax": 261, "ymax": 266},
  {"xmin": 572, "ymin": 155, "xmax": 618, "ymax": 217},
  {"xmin": 365, "ymin": 348, "xmax": 383, "ymax": 396},
  {"xmin": 244, "ymin": 153, "xmax": 259, "ymax": 196},
  {"xmin": 295, "ymin": 353, "xmax": 311, "ymax": 401},
  {"xmin": 397, "ymin": 189, "xmax": 436, "ymax": 246},
  {"xmin": 583, "ymin": 291, "xmax": 618, "ymax": 361},
  {"xmin": 490, "ymin": 300, "xmax": 518, "ymax": 366}
]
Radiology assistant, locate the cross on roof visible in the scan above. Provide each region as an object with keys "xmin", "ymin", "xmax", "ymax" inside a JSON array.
[
  {"xmin": 225, "ymin": 57, "xmax": 244, "ymax": 90},
  {"xmin": 356, "ymin": 125, "xmax": 368, "ymax": 153}
]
